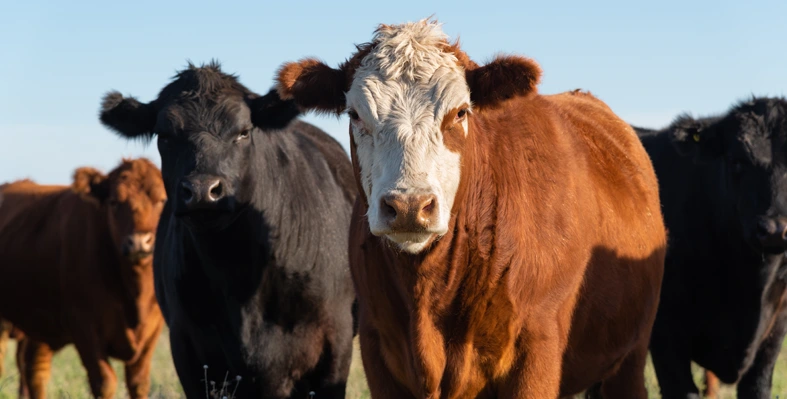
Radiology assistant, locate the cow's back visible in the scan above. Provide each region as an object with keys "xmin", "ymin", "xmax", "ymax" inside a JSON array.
[
  {"xmin": 0, "ymin": 182, "xmax": 73, "ymax": 344},
  {"xmin": 0, "ymin": 181, "xmax": 108, "ymax": 346}
]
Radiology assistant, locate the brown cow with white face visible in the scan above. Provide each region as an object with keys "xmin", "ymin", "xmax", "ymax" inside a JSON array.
[
  {"xmin": 276, "ymin": 19, "xmax": 667, "ymax": 398},
  {"xmin": 0, "ymin": 158, "xmax": 165, "ymax": 399}
]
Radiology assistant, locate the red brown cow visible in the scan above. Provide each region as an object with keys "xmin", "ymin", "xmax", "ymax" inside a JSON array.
[
  {"xmin": 275, "ymin": 19, "xmax": 667, "ymax": 398},
  {"xmin": 0, "ymin": 158, "xmax": 166, "ymax": 399}
]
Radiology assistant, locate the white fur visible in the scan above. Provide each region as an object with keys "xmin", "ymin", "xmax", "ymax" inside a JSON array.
[{"xmin": 346, "ymin": 19, "xmax": 470, "ymax": 253}]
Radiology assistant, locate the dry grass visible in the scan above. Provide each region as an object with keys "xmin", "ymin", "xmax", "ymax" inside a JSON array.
[{"xmin": 0, "ymin": 329, "xmax": 784, "ymax": 398}]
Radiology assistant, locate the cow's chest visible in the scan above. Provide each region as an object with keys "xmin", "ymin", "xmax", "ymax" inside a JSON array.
[{"xmin": 376, "ymin": 283, "xmax": 517, "ymax": 398}]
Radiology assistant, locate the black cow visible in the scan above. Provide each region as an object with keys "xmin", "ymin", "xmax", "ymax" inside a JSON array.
[
  {"xmin": 636, "ymin": 97, "xmax": 787, "ymax": 399},
  {"xmin": 99, "ymin": 62, "xmax": 357, "ymax": 399}
]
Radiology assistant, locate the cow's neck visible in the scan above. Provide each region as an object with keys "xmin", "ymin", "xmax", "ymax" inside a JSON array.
[{"xmin": 119, "ymin": 257, "xmax": 157, "ymax": 335}]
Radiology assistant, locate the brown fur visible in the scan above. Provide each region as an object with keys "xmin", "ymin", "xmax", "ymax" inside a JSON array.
[
  {"xmin": 0, "ymin": 158, "xmax": 165, "ymax": 399},
  {"xmin": 465, "ymin": 55, "xmax": 542, "ymax": 110},
  {"xmin": 704, "ymin": 370, "xmax": 721, "ymax": 398},
  {"xmin": 279, "ymin": 35, "xmax": 666, "ymax": 399},
  {"xmin": 440, "ymin": 105, "xmax": 469, "ymax": 153},
  {"xmin": 71, "ymin": 167, "xmax": 107, "ymax": 195},
  {"xmin": 276, "ymin": 58, "xmax": 348, "ymax": 114}
]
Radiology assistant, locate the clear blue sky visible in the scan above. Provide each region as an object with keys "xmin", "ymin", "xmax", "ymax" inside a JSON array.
[{"xmin": 1, "ymin": 0, "xmax": 785, "ymax": 184}]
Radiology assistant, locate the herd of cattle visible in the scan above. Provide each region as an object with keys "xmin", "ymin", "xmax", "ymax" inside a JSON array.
[{"xmin": 0, "ymin": 18, "xmax": 785, "ymax": 399}]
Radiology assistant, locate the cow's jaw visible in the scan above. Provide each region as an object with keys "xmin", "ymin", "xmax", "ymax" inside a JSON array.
[{"xmin": 346, "ymin": 20, "xmax": 468, "ymax": 254}]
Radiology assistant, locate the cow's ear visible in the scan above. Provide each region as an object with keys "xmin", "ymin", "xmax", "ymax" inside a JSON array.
[
  {"xmin": 276, "ymin": 58, "xmax": 347, "ymax": 115},
  {"xmin": 72, "ymin": 167, "xmax": 109, "ymax": 201},
  {"xmin": 99, "ymin": 91, "xmax": 157, "ymax": 141},
  {"xmin": 465, "ymin": 55, "xmax": 542, "ymax": 110},
  {"xmin": 670, "ymin": 117, "xmax": 722, "ymax": 163},
  {"xmin": 248, "ymin": 89, "xmax": 301, "ymax": 130}
]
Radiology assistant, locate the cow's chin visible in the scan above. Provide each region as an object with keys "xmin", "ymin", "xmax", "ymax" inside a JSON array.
[
  {"xmin": 125, "ymin": 252, "xmax": 153, "ymax": 265},
  {"xmin": 384, "ymin": 232, "xmax": 436, "ymax": 254}
]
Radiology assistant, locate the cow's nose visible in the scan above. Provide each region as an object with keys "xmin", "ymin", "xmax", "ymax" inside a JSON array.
[
  {"xmin": 179, "ymin": 176, "xmax": 225, "ymax": 209},
  {"xmin": 756, "ymin": 217, "xmax": 787, "ymax": 247},
  {"xmin": 123, "ymin": 232, "xmax": 155, "ymax": 256},
  {"xmin": 381, "ymin": 193, "xmax": 438, "ymax": 232}
]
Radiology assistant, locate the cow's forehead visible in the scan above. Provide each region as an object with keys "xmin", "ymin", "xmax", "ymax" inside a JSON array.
[
  {"xmin": 159, "ymin": 96, "xmax": 249, "ymax": 134},
  {"xmin": 109, "ymin": 161, "xmax": 165, "ymax": 202},
  {"xmin": 350, "ymin": 21, "xmax": 469, "ymax": 117},
  {"xmin": 153, "ymin": 64, "xmax": 252, "ymax": 133},
  {"xmin": 360, "ymin": 21, "xmax": 456, "ymax": 80}
]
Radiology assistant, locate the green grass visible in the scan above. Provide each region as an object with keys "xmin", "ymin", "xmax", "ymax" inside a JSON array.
[{"xmin": 1, "ymin": 330, "xmax": 784, "ymax": 398}]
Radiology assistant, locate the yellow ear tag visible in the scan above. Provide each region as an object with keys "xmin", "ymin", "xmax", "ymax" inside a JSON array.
[{"xmin": 692, "ymin": 133, "xmax": 700, "ymax": 142}]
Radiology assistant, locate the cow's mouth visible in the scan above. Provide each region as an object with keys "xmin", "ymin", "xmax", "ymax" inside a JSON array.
[
  {"xmin": 125, "ymin": 251, "xmax": 154, "ymax": 263},
  {"xmin": 384, "ymin": 232, "xmax": 438, "ymax": 254},
  {"xmin": 176, "ymin": 207, "xmax": 244, "ymax": 231}
]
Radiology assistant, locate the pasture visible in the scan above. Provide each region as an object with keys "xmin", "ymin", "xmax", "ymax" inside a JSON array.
[{"xmin": 1, "ymin": 330, "xmax": 785, "ymax": 398}]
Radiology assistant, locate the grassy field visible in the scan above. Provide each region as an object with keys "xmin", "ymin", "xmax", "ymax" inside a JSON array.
[{"xmin": 0, "ymin": 330, "xmax": 785, "ymax": 398}]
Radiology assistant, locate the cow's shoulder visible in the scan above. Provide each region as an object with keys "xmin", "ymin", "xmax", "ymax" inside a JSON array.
[{"xmin": 288, "ymin": 120, "xmax": 356, "ymax": 204}]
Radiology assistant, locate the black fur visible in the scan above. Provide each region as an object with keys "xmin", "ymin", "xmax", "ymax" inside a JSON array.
[
  {"xmin": 100, "ymin": 61, "xmax": 358, "ymax": 398},
  {"xmin": 636, "ymin": 97, "xmax": 787, "ymax": 398}
]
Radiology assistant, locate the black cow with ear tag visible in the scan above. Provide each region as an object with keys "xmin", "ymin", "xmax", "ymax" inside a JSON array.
[
  {"xmin": 636, "ymin": 97, "xmax": 787, "ymax": 399},
  {"xmin": 100, "ymin": 61, "xmax": 358, "ymax": 399}
]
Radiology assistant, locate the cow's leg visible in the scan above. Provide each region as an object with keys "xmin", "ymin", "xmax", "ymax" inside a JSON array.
[
  {"xmin": 736, "ymin": 293, "xmax": 787, "ymax": 399},
  {"xmin": 0, "ymin": 319, "xmax": 10, "ymax": 377},
  {"xmin": 594, "ymin": 343, "xmax": 649, "ymax": 399},
  {"xmin": 500, "ymin": 325, "xmax": 564, "ymax": 399},
  {"xmin": 306, "ymin": 312, "xmax": 354, "ymax": 399},
  {"xmin": 73, "ymin": 333, "xmax": 118, "ymax": 399},
  {"xmin": 649, "ymin": 328, "xmax": 700, "ymax": 399},
  {"xmin": 359, "ymin": 328, "xmax": 416, "ymax": 399},
  {"xmin": 16, "ymin": 337, "xmax": 29, "ymax": 399},
  {"xmin": 20, "ymin": 338, "xmax": 53, "ymax": 399},
  {"xmin": 124, "ymin": 321, "xmax": 163, "ymax": 399},
  {"xmin": 702, "ymin": 370, "xmax": 720, "ymax": 399},
  {"xmin": 16, "ymin": 337, "xmax": 30, "ymax": 399}
]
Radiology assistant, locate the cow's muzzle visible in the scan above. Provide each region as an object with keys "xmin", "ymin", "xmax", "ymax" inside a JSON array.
[
  {"xmin": 756, "ymin": 217, "xmax": 787, "ymax": 250},
  {"xmin": 376, "ymin": 193, "xmax": 439, "ymax": 234},
  {"xmin": 122, "ymin": 232, "xmax": 154, "ymax": 260}
]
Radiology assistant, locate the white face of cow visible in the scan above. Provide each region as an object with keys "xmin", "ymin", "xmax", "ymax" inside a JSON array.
[
  {"xmin": 345, "ymin": 22, "xmax": 470, "ymax": 253},
  {"xmin": 277, "ymin": 18, "xmax": 542, "ymax": 254}
]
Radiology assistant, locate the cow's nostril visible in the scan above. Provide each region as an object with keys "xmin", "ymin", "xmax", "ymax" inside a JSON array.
[
  {"xmin": 208, "ymin": 181, "xmax": 223, "ymax": 201},
  {"xmin": 382, "ymin": 197, "xmax": 398, "ymax": 219},
  {"xmin": 757, "ymin": 220, "xmax": 775, "ymax": 238},
  {"xmin": 180, "ymin": 182, "xmax": 194, "ymax": 203},
  {"xmin": 422, "ymin": 198, "xmax": 435, "ymax": 215},
  {"xmin": 143, "ymin": 234, "xmax": 154, "ymax": 245}
]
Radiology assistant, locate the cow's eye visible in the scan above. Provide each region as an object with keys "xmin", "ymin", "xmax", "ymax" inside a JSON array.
[
  {"xmin": 236, "ymin": 129, "xmax": 251, "ymax": 142},
  {"xmin": 456, "ymin": 108, "xmax": 468, "ymax": 121},
  {"xmin": 347, "ymin": 110, "xmax": 360, "ymax": 122}
]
